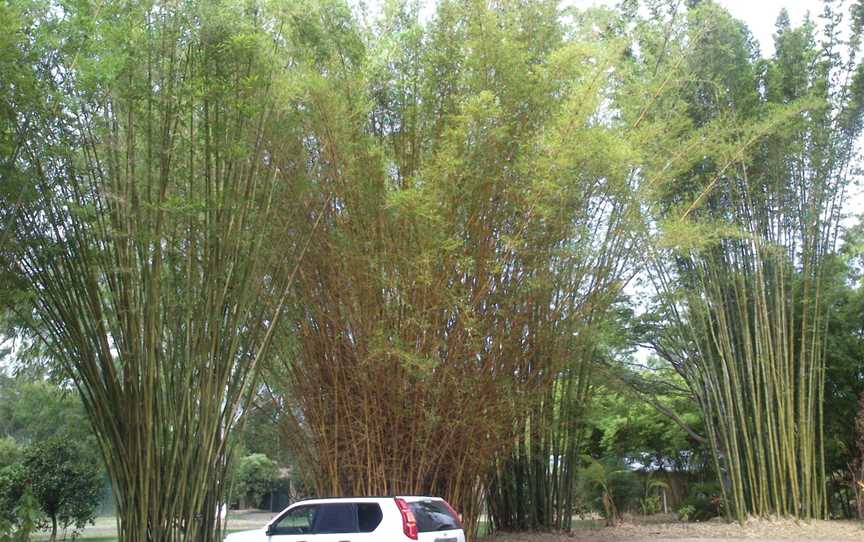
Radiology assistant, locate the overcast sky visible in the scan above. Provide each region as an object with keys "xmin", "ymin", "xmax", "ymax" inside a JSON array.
[
  {"xmin": 570, "ymin": 0, "xmax": 833, "ymax": 57},
  {"xmin": 715, "ymin": 0, "xmax": 862, "ymax": 220}
]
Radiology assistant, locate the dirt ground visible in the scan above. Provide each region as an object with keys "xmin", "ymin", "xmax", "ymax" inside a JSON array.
[
  {"xmin": 45, "ymin": 513, "xmax": 864, "ymax": 541},
  {"xmin": 487, "ymin": 518, "xmax": 864, "ymax": 542}
]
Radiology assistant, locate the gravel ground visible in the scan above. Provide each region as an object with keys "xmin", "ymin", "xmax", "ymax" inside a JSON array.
[{"xmin": 488, "ymin": 518, "xmax": 864, "ymax": 542}]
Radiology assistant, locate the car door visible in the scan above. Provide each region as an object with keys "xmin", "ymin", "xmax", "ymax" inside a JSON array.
[
  {"xmin": 267, "ymin": 502, "xmax": 376, "ymax": 542},
  {"xmin": 266, "ymin": 504, "xmax": 318, "ymax": 542},
  {"xmin": 306, "ymin": 502, "xmax": 362, "ymax": 542}
]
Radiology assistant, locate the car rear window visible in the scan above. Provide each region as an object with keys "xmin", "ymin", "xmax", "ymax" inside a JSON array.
[{"xmin": 409, "ymin": 500, "xmax": 461, "ymax": 533}]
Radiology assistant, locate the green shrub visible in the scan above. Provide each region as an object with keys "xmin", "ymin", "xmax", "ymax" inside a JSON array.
[
  {"xmin": 639, "ymin": 494, "xmax": 662, "ymax": 516},
  {"xmin": 231, "ymin": 453, "xmax": 280, "ymax": 509},
  {"xmin": 0, "ymin": 464, "xmax": 25, "ymax": 528},
  {"xmin": 0, "ymin": 483, "xmax": 44, "ymax": 542},
  {"xmin": 0, "ymin": 439, "xmax": 100, "ymax": 541},
  {"xmin": 577, "ymin": 456, "xmax": 641, "ymax": 525},
  {"xmin": 677, "ymin": 482, "xmax": 723, "ymax": 521},
  {"xmin": 677, "ymin": 504, "xmax": 696, "ymax": 522}
]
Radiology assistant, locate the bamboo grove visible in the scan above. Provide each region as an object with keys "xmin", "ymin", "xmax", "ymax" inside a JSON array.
[
  {"xmin": 1, "ymin": 1, "xmax": 863, "ymax": 541},
  {"xmin": 2, "ymin": 1, "xmax": 318, "ymax": 540},
  {"xmin": 644, "ymin": 1, "xmax": 864, "ymax": 521},
  {"xmin": 269, "ymin": 1, "xmax": 639, "ymax": 530}
]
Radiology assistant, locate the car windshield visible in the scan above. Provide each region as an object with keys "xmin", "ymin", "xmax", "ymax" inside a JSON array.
[{"xmin": 409, "ymin": 500, "xmax": 460, "ymax": 532}]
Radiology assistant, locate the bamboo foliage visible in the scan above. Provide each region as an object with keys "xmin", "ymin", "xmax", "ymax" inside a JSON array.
[{"xmin": 3, "ymin": 1, "xmax": 311, "ymax": 540}]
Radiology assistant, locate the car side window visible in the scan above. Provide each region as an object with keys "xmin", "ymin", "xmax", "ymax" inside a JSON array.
[
  {"xmin": 357, "ymin": 503, "xmax": 382, "ymax": 533},
  {"xmin": 270, "ymin": 505, "xmax": 316, "ymax": 535},
  {"xmin": 311, "ymin": 503, "xmax": 357, "ymax": 534}
]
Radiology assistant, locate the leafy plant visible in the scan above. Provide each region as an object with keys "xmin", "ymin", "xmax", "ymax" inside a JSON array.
[
  {"xmin": 0, "ymin": 482, "xmax": 43, "ymax": 542},
  {"xmin": 578, "ymin": 456, "xmax": 638, "ymax": 526},
  {"xmin": 11, "ymin": 485, "xmax": 42, "ymax": 542},
  {"xmin": 677, "ymin": 482, "xmax": 723, "ymax": 522},
  {"xmin": 638, "ymin": 473, "xmax": 670, "ymax": 516},
  {"xmin": 22, "ymin": 439, "xmax": 101, "ymax": 541},
  {"xmin": 677, "ymin": 504, "xmax": 696, "ymax": 522},
  {"xmin": 231, "ymin": 454, "xmax": 279, "ymax": 510}
]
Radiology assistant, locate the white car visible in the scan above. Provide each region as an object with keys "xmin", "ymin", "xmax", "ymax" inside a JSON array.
[{"xmin": 225, "ymin": 496, "xmax": 465, "ymax": 542}]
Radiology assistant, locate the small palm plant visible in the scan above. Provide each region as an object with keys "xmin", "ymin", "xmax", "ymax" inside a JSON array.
[
  {"xmin": 580, "ymin": 456, "xmax": 630, "ymax": 526},
  {"xmin": 639, "ymin": 473, "xmax": 670, "ymax": 516}
]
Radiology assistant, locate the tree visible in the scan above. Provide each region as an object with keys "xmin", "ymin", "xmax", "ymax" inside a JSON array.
[
  {"xmin": 823, "ymin": 220, "xmax": 864, "ymax": 517},
  {"xmin": 0, "ymin": 375, "xmax": 97, "ymax": 451},
  {"xmin": 270, "ymin": 0, "xmax": 677, "ymax": 532},
  {"xmin": 0, "ymin": 482, "xmax": 43, "ymax": 542},
  {"xmin": 0, "ymin": 440, "xmax": 101, "ymax": 541},
  {"xmin": 0, "ymin": 463, "xmax": 25, "ymax": 531},
  {"xmin": 0, "ymin": 439, "xmax": 19, "ymax": 470},
  {"xmin": 20, "ymin": 439, "xmax": 101, "ymax": 541},
  {"xmin": 231, "ymin": 454, "xmax": 279, "ymax": 510},
  {"xmin": 270, "ymin": 1, "xmax": 776, "ymax": 534}
]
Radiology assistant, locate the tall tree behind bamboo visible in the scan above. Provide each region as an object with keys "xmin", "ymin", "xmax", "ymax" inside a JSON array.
[
  {"xmin": 1, "ymin": 1, "xmax": 312, "ymax": 540},
  {"xmin": 645, "ymin": 2, "xmax": 864, "ymax": 520}
]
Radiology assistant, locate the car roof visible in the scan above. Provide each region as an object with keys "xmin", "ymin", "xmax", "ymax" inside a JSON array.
[
  {"xmin": 291, "ymin": 495, "xmax": 444, "ymax": 505},
  {"xmin": 266, "ymin": 496, "xmax": 447, "ymax": 526}
]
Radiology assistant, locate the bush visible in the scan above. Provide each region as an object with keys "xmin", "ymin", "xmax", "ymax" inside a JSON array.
[
  {"xmin": 232, "ymin": 453, "xmax": 280, "ymax": 509},
  {"xmin": 0, "ymin": 439, "xmax": 101, "ymax": 541},
  {"xmin": 677, "ymin": 482, "xmax": 723, "ymax": 522},
  {"xmin": 677, "ymin": 504, "xmax": 696, "ymax": 522},
  {"xmin": 577, "ymin": 456, "xmax": 641, "ymax": 525},
  {"xmin": 0, "ymin": 482, "xmax": 44, "ymax": 542},
  {"xmin": 0, "ymin": 438, "xmax": 20, "ymax": 470},
  {"xmin": 0, "ymin": 464, "xmax": 25, "ymax": 528}
]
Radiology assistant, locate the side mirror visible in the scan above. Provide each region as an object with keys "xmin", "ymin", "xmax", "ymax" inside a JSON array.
[{"xmin": 265, "ymin": 525, "xmax": 274, "ymax": 536}]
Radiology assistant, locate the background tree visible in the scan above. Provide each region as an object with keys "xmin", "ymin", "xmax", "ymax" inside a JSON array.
[
  {"xmin": 0, "ymin": 439, "xmax": 100, "ymax": 541},
  {"xmin": 0, "ymin": 439, "xmax": 19, "ymax": 470},
  {"xmin": 21, "ymin": 439, "xmax": 101, "ymax": 541},
  {"xmin": 230, "ymin": 454, "xmax": 280, "ymax": 510},
  {"xmin": 0, "ymin": 375, "xmax": 97, "ymax": 451}
]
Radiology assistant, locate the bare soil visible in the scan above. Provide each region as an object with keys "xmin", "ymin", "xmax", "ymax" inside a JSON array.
[
  {"xmin": 487, "ymin": 518, "xmax": 864, "ymax": 542},
  {"xmin": 46, "ymin": 512, "xmax": 864, "ymax": 541}
]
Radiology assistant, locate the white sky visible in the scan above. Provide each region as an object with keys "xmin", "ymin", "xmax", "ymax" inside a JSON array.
[{"xmin": 571, "ymin": 0, "xmax": 832, "ymax": 58}]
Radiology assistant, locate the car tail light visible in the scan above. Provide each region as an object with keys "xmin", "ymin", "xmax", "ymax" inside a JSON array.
[
  {"xmin": 441, "ymin": 499, "xmax": 464, "ymax": 529},
  {"xmin": 394, "ymin": 498, "xmax": 418, "ymax": 540}
]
